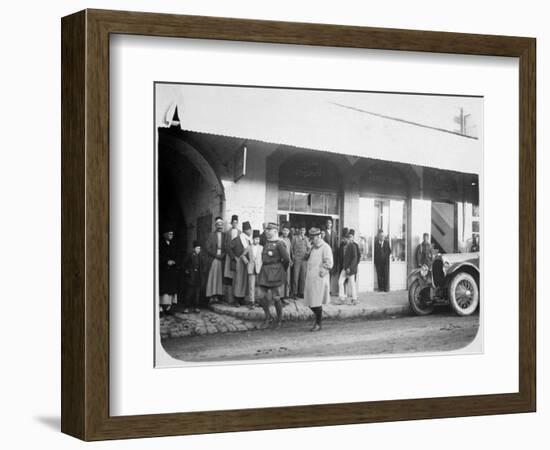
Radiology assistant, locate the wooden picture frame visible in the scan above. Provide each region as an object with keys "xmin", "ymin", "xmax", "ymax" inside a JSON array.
[{"xmin": 61, "ymin": 9, "xmax": 536, "ymax": 441}]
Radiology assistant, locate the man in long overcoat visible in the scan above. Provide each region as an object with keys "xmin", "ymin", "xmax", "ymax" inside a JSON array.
[
  {"xmin": 303, "ymin": 227, "xmax": 333, "ymax": 332},
  {"xmin": 159, "ymin": 228, "xmax": 180, "ymax": 316},
  {"xmin": 374, "ymin": 228, "xmax": 391, "ymax": 292},
  {"xmin": 205, "ymin": 217, "xmax": 226, "ymax": 303},
  {"xmin": 223, "ymin": 214, "xmax": 241, "ymax": 305},
  {"xmin": 230, "ymin": 221, "xmax": 252, "ymax": 305}
]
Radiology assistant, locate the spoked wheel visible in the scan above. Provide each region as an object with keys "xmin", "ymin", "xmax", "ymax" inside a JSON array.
[
  {"xmin": 448, "ymin": 272, "xmax": 479, "ymax": 316},
  {"xmin": 408, "ymin": 280, "xmax": 434, "ymax": 316}
]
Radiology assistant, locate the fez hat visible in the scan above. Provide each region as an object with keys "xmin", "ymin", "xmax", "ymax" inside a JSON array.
[
  {"xmin": 192, "ymin": 240, "xmax": 200, "ymax": 248},
  {"xmin": 348, "ymin": 229, "xmax": 356, "ymax": 236},
  {"xmin": 342, "ymin": 227, "xmax": 349, "ymax": 237},
  {"xmin": 231, "ymin": 214, "xmax": 239, "ymax": 223},
  {"xmin": 214, "ymin": 216, "xmax": 223, "ymax": 224},
  {"xmin": 253, "ymin": 229, "xmax": 260, "ymax": 239},
  {"xmin": 266, "ymin": 222, "xmax": 279, "ymax": 230},
  {"xmin": 309, "ymin": 227, "xmax": 321, "ymax": 236},
  {"xmin": 242, "ymin": 221, "xmax": 251, "ymax": 231}
]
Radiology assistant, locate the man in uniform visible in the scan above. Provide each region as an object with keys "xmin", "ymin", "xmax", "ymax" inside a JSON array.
[{"xmin": 257, "ymin": 222, "xmax": 290, "ymax": 328}]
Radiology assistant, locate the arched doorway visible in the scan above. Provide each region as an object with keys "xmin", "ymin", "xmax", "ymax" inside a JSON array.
[{"xmin": 157, "ymin": 127, "xmax": 225, "ymax": 254}]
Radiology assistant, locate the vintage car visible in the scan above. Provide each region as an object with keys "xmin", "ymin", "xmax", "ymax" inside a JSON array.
[{"xmin": 408, "ymin": 252, "xmax": 480, "ymax": 316}]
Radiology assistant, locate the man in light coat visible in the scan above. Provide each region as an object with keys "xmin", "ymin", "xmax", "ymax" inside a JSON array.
[
  {"xmin": 303, "ymin": 227, "xmax": 333, "ymax": 332},
  {"xmin": 241, "ymin": 229, "xmax": 263, "ymax": 307}
]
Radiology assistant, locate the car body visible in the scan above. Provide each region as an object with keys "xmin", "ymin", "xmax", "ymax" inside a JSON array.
[{"xmin": 407, "ymin": 252, "xmax": 480, "ymax": 316}]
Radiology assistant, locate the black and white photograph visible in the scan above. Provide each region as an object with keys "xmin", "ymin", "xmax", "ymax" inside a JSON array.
[{"xmin": 155, "ymin": 82, "xmax": 482, "ymax": 365}]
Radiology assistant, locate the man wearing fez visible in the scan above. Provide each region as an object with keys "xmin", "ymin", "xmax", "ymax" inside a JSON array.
[
  {"xmin": 374, "ymin": 228, "xmax": 391, "ymax": 292},
  {"xmin": 223, "ymin": 214, "xmax": 241, "ymax": 305},
  {"xmin": 291, "ymin": 224, "xmax": 311, "ymax": 298},
  {"xmin": 230, "ymin": 221, "xmax": 252, "ymax": 306},
  {"xmin": 304, "ymin": 227, "xmax": 334, "ymax": 332},
  {"xmin": 159, "ymin": 227, "xmax": 179, "ymax": 316},
  {"xmin": 257, "ymin": 222, "xmax": 290, "ymax": 328},
  {"xmin": 205, "ymin": 217, "xmax": 226, "ymax": 303},
  {"xmin": 323, "ymin": 218, "xmax": 339, "ymax": 294},
  {"xmin": 259, "ymin": 222, "xmax": 268, "ymax": 247},
  {"xmin": 337, "ymin": 229, "xmax": 359, "ymax": 305},
  {"xmin": 415, "ymin": 232, "xmax": 434, "ymax": 267},
  {"xmin": 242, "ymin": 229, "xmax": 263, "ymax": 307},
  {"xmin": 182, "ymin": 241, "xmax": 208, "ymax": 314}
]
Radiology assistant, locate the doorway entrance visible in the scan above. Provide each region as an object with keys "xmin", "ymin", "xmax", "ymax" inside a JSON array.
[{"xmin": 357, "ymin": 197, "xmax": 407, "ymax": 292}]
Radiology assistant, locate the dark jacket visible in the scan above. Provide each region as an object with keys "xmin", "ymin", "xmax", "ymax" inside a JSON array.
[
  {"xmin": 205, "ymin": 231, "xmax": 226, "ymax": 268},
  {"xmin": 229, "ymin": 234, "xmax": 246, "ymax": 272},
  {"xmin": 159, "ymin": 239, "xmax": 180, "ymax": 295},
  {"xmin": 415, "ymin": 241, "xmax": 434, "ymax": 267},
  {"xmin": 339, "ymin": 241, "xmax": 359, "ymax": 275},
  {"xmin": 374, "ymin": 238, "xmax": 391, "ymax": 264},
  {"xmin": 183, "ymin": 251, "xmax": 208, "ymax": 287},
  {"xmin": 323, "ymin": 229, "xmax": 339, "ymax": 273}
]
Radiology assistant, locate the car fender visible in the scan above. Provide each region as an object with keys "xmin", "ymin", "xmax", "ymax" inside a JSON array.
[{"xmin": 443, "ymin": 262, "xmax": 479, "ymax": 287}]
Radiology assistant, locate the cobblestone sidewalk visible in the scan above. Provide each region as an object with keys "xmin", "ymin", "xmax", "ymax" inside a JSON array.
[
  {"xmin": 160, "ymin": 310, "xmax": 261, "ymax": 339},
  {"xmin": 160, "ymin": 291, "xmax": 411, "ymax": 340}
]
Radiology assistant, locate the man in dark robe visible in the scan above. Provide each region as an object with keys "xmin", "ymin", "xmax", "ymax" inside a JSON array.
[{"xmin": 159, "ymin": 228, "xmax": 180, "ymax": 316}]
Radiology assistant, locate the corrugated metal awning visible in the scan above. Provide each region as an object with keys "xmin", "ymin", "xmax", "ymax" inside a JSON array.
[{"xmin": 156, "ymin": 84, "xmax": 482, "ymax": 175}]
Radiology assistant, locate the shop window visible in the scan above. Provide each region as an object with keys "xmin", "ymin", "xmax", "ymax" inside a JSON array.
[
  {"xmin": 278, "ymin": 190, "xmax": 338, "ymax": 215},
  {"xmin": 293, "ymin": 192, "xmax": 309, "ymax": 212},
  {"xmin": 278, "ymin": 190, "xmax": 291, "ymax": 211},
  {"xmin": 389, "ymin": 200, "xmax": 406, "ymax": 262}
]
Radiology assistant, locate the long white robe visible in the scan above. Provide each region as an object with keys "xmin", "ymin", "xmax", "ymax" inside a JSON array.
[{"xmin": 303, "ymin": 240, "xmax": 333, "ymax": 308}]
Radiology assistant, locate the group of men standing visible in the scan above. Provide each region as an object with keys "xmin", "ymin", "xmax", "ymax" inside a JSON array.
[{"xmin": 158, "ymin": 215, "xmax": 405, "ymax": 330}]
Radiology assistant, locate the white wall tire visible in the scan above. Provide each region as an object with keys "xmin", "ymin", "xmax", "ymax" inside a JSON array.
[{"xmin": 448, "ymin": 272, "xmax": 479, "ymax": 316}]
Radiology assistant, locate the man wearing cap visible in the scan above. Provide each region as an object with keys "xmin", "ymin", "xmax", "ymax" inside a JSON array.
[
  {"xmin": 257, "ymin": 222, "xmax": 290, "ymax": 328},
  {"xmin": 303, "ymin": 227, "xmax": 333, "ymax": 331},
  {"xmin": 337, "ymin": 229, "xmax": 359, "ymax": 305},
  {"xmin": 182, "ymin": 240, "xmax": 208, "ymax": 313},
  {"xmin": 291, "ymin": 225, "xmax": 311, "ymax": 298},
  {"xmin": 242, "ymin": 229, "xmax": 263, "ymax": 307},
  {"xmin": 223, "ymin": 215, "xmax": 241, "ymax": 305},
  {"xmin": 205, "ymin": 217, "xmax": 226, "ymax": 303},
  {"xmin": 159, "ymin": 227, "xmax": 180, "ymax": 316},
  {"xmin": 230, "ymin": 221, "xmax": 252, "ymax": 305}
]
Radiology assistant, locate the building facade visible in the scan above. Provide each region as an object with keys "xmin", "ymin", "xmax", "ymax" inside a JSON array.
[{"xmin": 156, "ymin": 84, "xmax": 481, "ymax": 293}]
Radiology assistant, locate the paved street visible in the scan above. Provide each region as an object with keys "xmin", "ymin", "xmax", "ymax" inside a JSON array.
[{"xmin": 161, "ymin": 312, "xmax": 480, "ymax": 363}]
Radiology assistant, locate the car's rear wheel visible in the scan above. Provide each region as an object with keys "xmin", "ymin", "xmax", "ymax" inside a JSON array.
[
  {"xmin": 408, "ymin": 280, "xmax": 434, "ymax": 316},
  {"xmin": 448, "ymin": 272, "xmax": 479, "ymax": 316}
]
